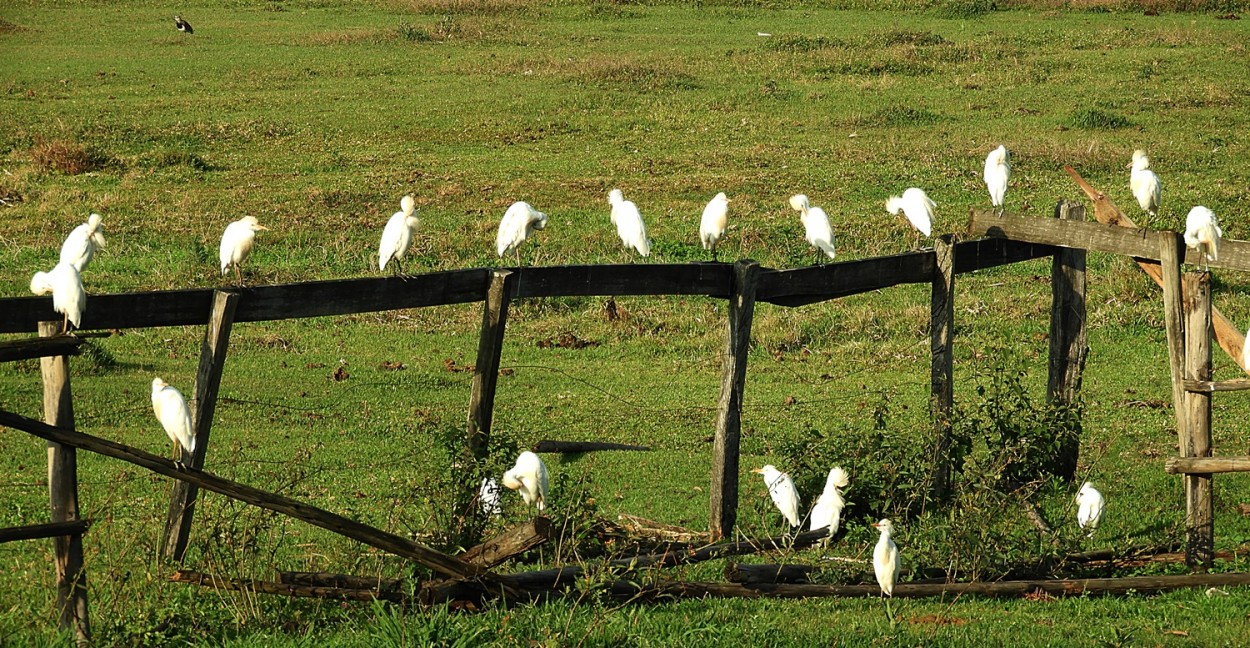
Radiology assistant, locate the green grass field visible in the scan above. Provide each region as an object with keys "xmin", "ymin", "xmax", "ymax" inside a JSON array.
[{"xmin": 5, "ymin": 1, "xmax": 1250, "ymax": 645}]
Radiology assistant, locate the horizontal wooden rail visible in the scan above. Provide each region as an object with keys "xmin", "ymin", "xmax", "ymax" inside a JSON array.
[
  {"xmin": 0, "ymin": 520, "xmax": 91, "ymax": 544},
  {"xmin": 0, "ymin": 335, "xmax": 85, "ymax": 362},
  {"xmin": 1184, "ymin": 379, "xmax": 1250, "ymax": 393},
  {"xmin": 1165, "ymin": 456, "xmax": 1250, "ymax": 475},
  {"xmin": 969, "ymin": 210, "xmax": 1250, "ymax": 271},
  {"xmin": 0, "ymin": 409, "xmax": 500, "ymax": 585}
]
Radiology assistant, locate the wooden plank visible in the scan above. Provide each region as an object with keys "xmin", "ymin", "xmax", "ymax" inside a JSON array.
[
  {"xmin": 162, "ymin": 291, "xmax": 240, "ymax": 562},
  {"xmin": 171, "ymin": 570, "xmax": 404, "ymax": 603},
  {"xmin": 0, "ymin": 409, "xmax": 500, "ymax": 585},
  {"xmin": 603, "ymin": 573, "xmax": 1250, "ymax": 602},
  {"xmin": 511, "ymin": 264, "xmax": 732, "ymax": 299},
  {"xmin": 39, "ymin": 321, "xmax": 89, "ymax": 644},
  {"xmin": 709, "ymin": 260, "xmax": 760, "ymax": 541},
  {"xmin": 1161, "ymin": 234, "xmax": 1189, "ymax": 464},
  {"xmin": 1166, "ymin": 456, "xmax": 1250, "ymax": 474},
  {"xmin": 969, "ymin": 209, "xmax": 1250, "ymax": 272},
  {"xmin": 928, "ymin": 235, "xmax": 955, "ymax": 502},
  {"xmin": 458, "ymin": 517, "xmax": 552, "ymax": 568},
  {"xmin": 725, "ymin": 563, "xmax": 817, "ymax": 585},
  {"xmin": 1047, "ymin": 201, "xmax": 1089, "ymax": 482},
  {"xmin": 0, "ymin": 335, "xmax": 84, "ymax": 363},
  {"xmin": 759, "ymin": 238, "xmax": 1054, "ymax": 307},
  {"xmin": 278, "ymin": 571, "xmax": 402, "ymax": 591},
  {"xmin": 531, "ymin": 440, "xmax": 651, "ymax": 453},
  {"xmin": 616, "ymin": 514, "xmax": 709, "ymax": 543},
  {"xmin": 1183, "ymin": 378, "xmax": 1250, "ymax": 393},
  {"xmin": 1183, "ymin": 273, "xmax": 1214, "ymax": 569},
  {"xmin": 1063, "ymin": 166, "xmax": 1250, "ymax": 376},
  {"xmin": 0, "ymin": 520, "xmax": 91, "ymax": 544}
]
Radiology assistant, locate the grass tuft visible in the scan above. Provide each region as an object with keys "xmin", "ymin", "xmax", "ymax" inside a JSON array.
[
  {"xmin": 1068, "ymin": 107, "xmax": 1135, "ymax": 130},
  {"xmin": 29, "ymin": 137, "xmax": 106, "ymax": 175}
]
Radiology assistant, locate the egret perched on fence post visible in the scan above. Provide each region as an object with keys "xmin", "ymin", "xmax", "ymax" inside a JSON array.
[
  {"xmin": 502, "ymin": 451, "xmax": 549, "ymax": 512},
  {"xmin": 59, "ymin": 213, "xmax": 106, "ymax": 272},
  {"xmin": 219, "ymin": 216, "xmax": 268, "ymax": 286},
  {"xmin": 379, "ymin": 195, "xmax": 420, "ymax": 275},
  {"xmin": 752, "ymin": 465, "xmax": 799, "ymax": 530},
  {"xmin": 788, "ymin": 194, "xmax": 836, "ymax": 263},
  {"xmin": 1129, "ymin": 149, "xmax": 1161, "ymax": 223},
  {"xmin": 983, "ymin": 145, "xmax": 1010, "ymax": 216},
  {"xmin": 1183, "ymin": 206, "xmax": 1221, "ymax": 270},
  {"xmin": 496, "ymin": 201, "xmax": 547, "ymax": 265},
  {"xmin": 151, "ymin": 377, "xmax": 194, "ymax": 469},
  {"xmin": 30, "ymin": 262, "xmax": 86, "ymax": 333},
  {"xmin": 886, "ymin": 188, "xmax": 934, "ymax": 249},
  {"xmin": 608, "ymin": 189, "xmax": 650, "ymax": 258},
  {"xmin": 1076, "ymin": 482, "xmax": 1105, "ymax": 538},
  {"xmin": 809, "ymin": 466, "xmax": 849, "ymax": 535},
  {"xmin": 699, "ymin": 192, "xmax": 729, "ymax": 261}
]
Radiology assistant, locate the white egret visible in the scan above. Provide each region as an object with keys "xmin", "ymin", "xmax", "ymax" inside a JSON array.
[
  {"xmin": 496, "ymin": 201, "xmax": 547, "ymax": 264},
  {"xmin": 29, "ymin": 262, "xmax": 85, "ymax": 333},
  {"xmin": 379, "ymin": 195, "xmax": 420, "ymax": 274},
  {"xmin": 809, "ymin": 466, "xmax": 849, "ymax": 535},
  {"xmin": 219, "ymin": 216, "xmax": 268, "ymax": 286},
  {"xmin": 501, "ymin": 451, "xmax": 549, "ymax": 512},
  {"xmin": 1129, "ymin": 150, "xmax": 1161, "ymax": 221},
  {"xmin": 608, "ymin": 189, "xmax": 650, "ymax": 258},
  {"xmin": 885, "ymin": 187, "xmax": 934, "ymax": 247},
  {"xmin": 59, "ymin": 213, "xmax": 106, "ymax": 272},
  {"xmin": 151, "ymin": 377, "xmax": 194, "ymax": 468},
  {"xmin": 699, "ymin": 192, "xmax": 730, "ymax": 261},
  {"xmin": 1076, "ymin": 482, "xmax": 1104, "ymax": 537},
  {"xmin": 751, "ymin": 465, "xmax": 799, "ymax": 528},
  {"xmin": 983, "ymin": 145, "xmax": 1010, "ymax": 215},
  {"xmin": 788, "ymin": 194, "xmax": 836, "ymax": 262},
  {"xmin": 872, "ymin": 518, "xmax": 900, "ymax": 597},
  {"xmin": 1183, "ymin": 206, "xmax": 1221, "ymax": 267},
  {"xmin": 479, "ymin": 477, "xmax": 503, "ymax": 517}
]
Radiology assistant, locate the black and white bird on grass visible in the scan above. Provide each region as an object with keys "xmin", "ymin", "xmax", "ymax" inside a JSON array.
[{"xmin": 174, "ymin": 15, "xmax": 194, "ymax": 34}]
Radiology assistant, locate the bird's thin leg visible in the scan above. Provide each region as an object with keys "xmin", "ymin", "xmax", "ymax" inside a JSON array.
[
  {"xmin": 61, "ymin": 313, "xmax": 70, "ymax": 335},
  {"xmin": 234, "ymin": 263, "xmax": 244, "ymax": 287},
  {"xmin": 514, "ymin": 248, "xmax": 521, "ymax": 267}
]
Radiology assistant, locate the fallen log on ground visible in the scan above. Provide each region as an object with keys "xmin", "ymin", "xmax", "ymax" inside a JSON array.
[
  {"xmin": 0, "ymin": 520, "xmax": 92, "ymax": 544},
  {"xmin": 459, "ymin": 517, "xmax": 552, "ymax": 568},
  {"xmin": 616, "ymin": 514, "xmax": 709, "ymax": 543},
  {"xmin": 1061, "ymin": 542, "xmax": 1183, "ymax": 564},
  {"xmin": 173, "ymin": 570, "xmax": 404, "ymax": 602},
  {"xmin": 278, "ymin": 571, "xmax": 403, "ymax": 592},
  {"xmin": 726, "ymin": 563, "xmax": 816, "ymax": 585},
  {"xmin": 532, "ymin": 440, "xmax": 651, "ymax": 453}
]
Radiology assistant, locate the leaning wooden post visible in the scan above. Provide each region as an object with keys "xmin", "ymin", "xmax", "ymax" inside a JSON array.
[
  {"xmin": 163, "ymin": 290, "xmax": 239, "ymax": 562},
  {"xmin": 1047, "ymin": 201, "xmax": 1088, "ymax": 482},
  {"xmin": 463, "ymin": 270, "xmax": 515, "ymax": 544},
  {"xmin": 1159, "ymin": 233, "xmax": 1189, "ymax": 504},
  {"xmin": 710, "ymin": 260, "xmax": 761, "ymax": 541},
  {"xmin": 39, "ymin": 321, "xmax": 89, "ymax": 644},
  {"xmin": 928, "ymin": 235, "xmax": 955, "ymax": 504},
  {"xmin": 1182, "ymin": 272, "xmax": 1214, "ymax": 569}
]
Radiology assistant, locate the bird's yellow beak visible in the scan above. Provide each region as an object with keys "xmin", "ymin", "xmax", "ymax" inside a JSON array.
[
  {"xmin": 871, "ymin": 522, "xmax": 881, "ymax": 528},
  {"xmin": 751, "ymin": 467, "xmax": 763, "ymax": 474},
  {"xmin": 256, "ymin": 225, "xmax": 270, "ymax": 231}
]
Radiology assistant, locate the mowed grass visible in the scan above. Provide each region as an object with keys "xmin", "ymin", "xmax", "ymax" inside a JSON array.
[{"xmin": 4, "ymin": 1, "xmax": 1250, "ymax": 645}]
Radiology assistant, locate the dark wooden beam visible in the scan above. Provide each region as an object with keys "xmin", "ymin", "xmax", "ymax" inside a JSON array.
[
  {"xmin": 1047, "ymin": 201, "xmax": 1089, "ymax": 482},
  {"xmin": 709, "ymin": 260, "xmax": 760, "ymax": 541},
  {"xmin": 0, "ymin": 520, "xmax": 91, "ymax": 544},
  {"xmin": 510, "ymin": 264, "xmax": 732, "ymax": 299},
  {"xmin": 0, "ymin": 335, "xmax": 85, "ymax": 363},
  {"xmin": 1183, "ymin": 273, "xmax": 1214, "ymax": 569},
  {"xmin": 462, "ymin": 271, "xmax": 514, "ymax": 546},
  {"xmin": 725, "ymin": 563, "xmax": 817, "ymax": 585},
  {"xmin": 1166, "ymin": 456, "xmax": 1250, "ymax": 475},
  {"xmin": 0, "ymin": 409, "xmax": 499, "ymax": 585},
  {"xmin": 171, "ymin": 570, "xmax": 404, "ymax": 603},
  {"xmin": 928, "ymin": 235, "xmax": 955, "ymax": 502}
]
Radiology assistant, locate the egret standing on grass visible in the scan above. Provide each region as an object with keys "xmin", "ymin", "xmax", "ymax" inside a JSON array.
[
  {"xmin": 872, "ymin": 519, "xmax": 900, "ymax": 595},
  {"xmin": 502, "ymin": 451, "xmax": 549, "ymax": 512},
  {"xmin": 752, "ymin": 465, "xmax": 800, "ymax": 529},
  {"xmin": 151, "ymin": 377, "xmax": 194, "ymax": 468},
  {"xmin": 983, "ymin": 145, "xmax": 1010, "ymax": 215},
  {"xmin": 379, "ymin": 195, "xmax": 420, "ymax": 275},
  {"xmin": 699, "ymin": 192, "xmax": 730, "ymax": 261},
  {"xmin": 496, "ymin": 201, "xmax": 547, "ymax": 265},
  {"xmin": 1129, "ymin": 149, "xmax": 1161, "ymax": 222},
  {"xmin": 1183, "ymin": 206, "xmax": 1221, "ymax": 267},
  {"xmin": 886, "ymin": 188, "xmax": 934, "ymax": 248},
  {"xmin": 60, "ymin": 213, "xmax": 106, "ymax": 272},
  {"xmin": 219, "ymin": 216, "xmax": 268, "ymax": 286},
  {"xmin": 809, "ymin": 466, "xmax": 849, "ymax": 535},
  {"xmin": 608, "ymin": 189, "xmax": 650, "ymax": 258},
  {"xmin": 789, "ymin": 194, "xmax": 836, "ymax": 262},
  {"xmin": 1076, "ymin": 482, "xmax": 1105, "ymax": 537},
  {"xmin": 29, "ymin": 262, "xmax": 85, "ymax": 333}
]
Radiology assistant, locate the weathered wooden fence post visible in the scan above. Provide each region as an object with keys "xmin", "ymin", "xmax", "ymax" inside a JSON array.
[
  {"xmin": 1183, "ymin": 272, "xmax": 1214, "ymax": 569},
  {"xmin": 1159, "ymin": 233, "xmax": 1189, "ymax": 505},
  {"xmin": 39, "ymin": 321, "xmax": 89, "ymax": 644},
  {"xmin": 1047, "ymin": 201, "xmax": 1088, "ymax": 482},
  {"xmin": 710, "ymin": 260, "xmax": 761, "ymax": 541},
  {"xmin": 463, "ymin": 270, "xmax": 515, "ymax": 544},
  {"xmin": 163, "ymin": 290, "xmax": 239, "ymax": 562},
  {"xmin": 928, "ymin": 235, "xmax": 955, "ymax": 503}
]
